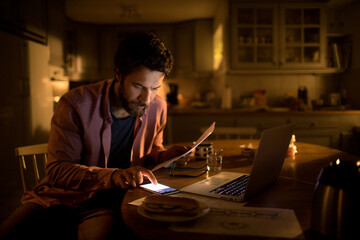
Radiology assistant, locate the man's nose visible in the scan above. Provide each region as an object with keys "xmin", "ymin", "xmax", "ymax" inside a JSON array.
[{"xmin": 139, "ymin": 88, "xmax": 151, "ymax": 104}]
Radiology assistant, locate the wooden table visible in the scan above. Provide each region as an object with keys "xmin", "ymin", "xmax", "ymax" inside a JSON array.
[{"xmin": 121, "ymin": 140, "xmax": 358, "ymax": 240}]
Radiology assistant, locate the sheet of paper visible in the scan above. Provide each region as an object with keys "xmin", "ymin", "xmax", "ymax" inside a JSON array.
[
  {"xmin": 173, "ymin": 192, "xmax": 245, "ymax": 208},
  {"xmin": 129, "ymin": 196, "xmax": 146, "ymax": 206},
  {"xmin": 128, "ymin": 192, "xmax": 245, "ymax": 209},
  {"xmin": 151, "ymin": 122, "xmax": 215, "ymax": 171},
  {"xmin": 170, "ymin": 206, "xmax": 303, "ymax": 239}
]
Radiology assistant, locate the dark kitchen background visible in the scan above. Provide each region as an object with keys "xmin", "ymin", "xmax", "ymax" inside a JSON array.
[{"xmin": 1, "ymin": 0, "xmax": 359, "ymax": 222}]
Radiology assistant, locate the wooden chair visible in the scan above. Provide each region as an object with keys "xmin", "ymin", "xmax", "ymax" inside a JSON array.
[
  {"xmin": 201, "ymin": 126, "xmax": 258, "ymax": 140},
  {"xmin": 15, "ymin": 143, "xmax": 48, "ymax": 192}
]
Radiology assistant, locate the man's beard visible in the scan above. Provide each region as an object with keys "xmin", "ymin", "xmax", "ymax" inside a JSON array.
[{"xmin": 119, "ymin": 92, "xmax": 148, "ymax": 117}]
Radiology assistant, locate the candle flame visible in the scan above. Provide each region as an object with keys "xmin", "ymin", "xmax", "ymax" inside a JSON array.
[{"xmin": 336, "ymin": 159, "xmax": 340, "ymax": 165}]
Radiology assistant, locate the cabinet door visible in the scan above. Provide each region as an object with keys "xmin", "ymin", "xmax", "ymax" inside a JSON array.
[
  {"xmin": 18, "ymin": 0, "xmax": 47, "ymax": 44},
  {"xmin": 0, "ymin": 0, "xmax": 47, "ymax": 44},
  {"xmin": 69, "ymin": 25, "xmax": 99, "ymax": 81},
  {"xmin": 230, "ymin": 2, "xmax": 278, "ymax": 69},
  {"xmin": 174, "ymin": 22, "xmax": 194, "ymax": 76},
  {"xmin": 174, "ymin": 20, "xmax": 213, "ymax": 77},
  {"xmin": 98, "ymin": 29, "xmax": 119, "ymax": 79},
  {"xmin": 48, "ymin": 0, "xmax": 66, "ymax": 67},
  {"xmin": 288, "ymin": 115, "xmax": 340, "ymax": 148},
  {"xmin": 279, "ymin": 3, "xmax": 326, "ymax": 69},
  {"xmin": 165, "ymin": 115, "xmax": 235, "ymax": 144}
]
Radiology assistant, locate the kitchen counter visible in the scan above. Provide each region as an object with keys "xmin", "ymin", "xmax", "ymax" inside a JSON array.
[
  {"xmin": 165, "ymin": 107, "xmax": 360, "ymax": 153},
  {"xmin": 168, "ymin": 107, "xmax": 360, "ymax": 116}
]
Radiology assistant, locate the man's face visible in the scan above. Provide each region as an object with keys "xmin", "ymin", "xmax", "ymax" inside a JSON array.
[{"xmin": 116, "ymin": 66, "xmax": 165, "ymax": 117}]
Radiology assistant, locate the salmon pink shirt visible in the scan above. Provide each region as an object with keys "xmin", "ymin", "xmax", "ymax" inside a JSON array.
[{"xmin": 22, "ymin": 79, "xmax": 167, "ymax": 207}]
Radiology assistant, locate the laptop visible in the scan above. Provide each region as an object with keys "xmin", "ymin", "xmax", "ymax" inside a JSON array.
[{"xmin": 180, "ymin": 123, "xmax": 294, "ymax": 202}]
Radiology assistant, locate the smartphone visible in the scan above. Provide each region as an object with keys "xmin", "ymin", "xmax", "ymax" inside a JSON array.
[{"xmin": 140, "ymin": 182, "xmax": 179, "ymax": 195}]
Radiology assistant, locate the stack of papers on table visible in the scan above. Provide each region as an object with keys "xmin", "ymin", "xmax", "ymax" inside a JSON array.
[
  {"xmin": 169, "ymin": 205, "xmax": 303, "ymax": 239},
  {"xmin": 130, "ymin": 192, "xmax": 303, "ymax": 239}
]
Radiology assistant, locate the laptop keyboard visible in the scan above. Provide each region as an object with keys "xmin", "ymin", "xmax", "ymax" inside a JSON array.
[{"xmin": 210, "ymin": 175, "xmax": 249, "ymax": 196}]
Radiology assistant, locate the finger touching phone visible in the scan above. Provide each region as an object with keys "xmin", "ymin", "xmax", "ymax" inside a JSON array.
[{"xmin": 140, "ymin": 183, "xmax": 179, "ymax": 195}]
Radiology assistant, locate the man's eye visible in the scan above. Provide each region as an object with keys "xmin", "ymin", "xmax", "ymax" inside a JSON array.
[
  {"xmin": 133, "ymin": 84, "xmax": 143, "ymax": 89},
  {"xmin": 152, "ymin": 87, "xmax": 160, "ymax": 91}
]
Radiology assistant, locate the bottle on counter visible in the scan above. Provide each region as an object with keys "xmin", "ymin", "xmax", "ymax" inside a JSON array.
[
  {"xmin": 297, "ymin": 86, "xmax": 308, "ymax": 110},
  {"xmin": 221, "ymin": 86, "xmax": 232, "ymax": 109}
]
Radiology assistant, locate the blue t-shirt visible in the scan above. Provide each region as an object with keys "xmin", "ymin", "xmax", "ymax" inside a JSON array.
[{"xmin": 108, "ymin": 113, "xmax": 135, "ymax": 169}]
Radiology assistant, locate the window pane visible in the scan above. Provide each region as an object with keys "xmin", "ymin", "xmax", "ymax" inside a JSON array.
[
  {"xmin": 257, "ymin": 28, "xmax": 273, "ymax": 44},
  {"xmin": 304, "ymin": 28, "xmax": 320, "ymax": 43},
  {"xmin": 304, "ymin": 9, "xmax": 320, "ymax": 24},
  {"xmin": 286, "ymin": 47, "xmax": 301, "ymax": 63},
  {"xmin": 238, "ymin": 47, "xmax": 254, "ymax": 62},
  {"xmin": 238, "ymin": 28, "xmax": 254, "ymax": 44},
  {"xmin": 257, "ymin": 47, "xmax": 273, "ymax": 62},
  {"xmin": 286, "ymin": 28, "xmax": 301, "ymax": 43},
  {"xmin": 305, "ymin": 47, "xmax": 320, "ymax": 62},
  {"xmin": 256, "ymin": 8, "xmax": 273, "ymax": 24},
  {"xmin": 286, "ymin": 9, "xmax": 301, "ymax": 25},
  {"xmin": 238, "ymin": 9, "xmax": 253, "ymax": 24}
]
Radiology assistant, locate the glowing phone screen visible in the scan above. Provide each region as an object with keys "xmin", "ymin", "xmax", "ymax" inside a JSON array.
[{"xmin": 140, "ymin": 183, "xmax": 179, "ymax": 195}]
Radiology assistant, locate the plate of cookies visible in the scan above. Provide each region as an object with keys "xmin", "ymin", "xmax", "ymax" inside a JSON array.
[{"xmin": 138, "ymin": 195, "xmax": 210, "ymax": 222}]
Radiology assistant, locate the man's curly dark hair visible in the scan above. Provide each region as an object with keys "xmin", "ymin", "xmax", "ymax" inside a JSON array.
[{"xmin": 114, "ymin": 31, "xmax": 173, "ymax": 79}]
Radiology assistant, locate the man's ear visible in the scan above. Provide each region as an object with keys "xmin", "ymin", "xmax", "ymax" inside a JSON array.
[
  {"xmin": 115, "ymin": 68, "xmax": 122, "ymax": 82},
  {"xmin": 115, "ymin": 69, "xmax": 119, "ymax": 80}
]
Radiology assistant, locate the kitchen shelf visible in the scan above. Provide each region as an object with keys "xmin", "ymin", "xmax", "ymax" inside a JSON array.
[
  {"xmin": 230, "ymin": 2, "xmax": 327, "ymax": 70},
  {"xmin": 326, "ymin": 33, "xmax": 352, "ymax": 69},
  {"xmin": 227, "ymin": 68, "xmax": 345, "ymax": 75}
]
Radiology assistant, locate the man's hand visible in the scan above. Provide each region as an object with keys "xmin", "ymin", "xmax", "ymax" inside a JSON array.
[
  {"xmin": 159, "ymin": 145, "xmax": 191, "ymax": 163},
  {"xmin": 112, "ymin": 166, "xmax": 157, "ymax": 189}
]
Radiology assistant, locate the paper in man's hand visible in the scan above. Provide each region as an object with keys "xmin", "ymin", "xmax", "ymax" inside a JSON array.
[{"xmin": 151, "ymin": 122, "xmax": 215, "ymax": 171}]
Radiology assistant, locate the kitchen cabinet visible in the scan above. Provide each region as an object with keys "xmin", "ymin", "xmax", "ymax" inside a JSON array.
[
  {"xmin": 67, "ymin": 24, "xmax": 99, "ymax": 81},
  {"xmin": 98, "ymin": 29, "xmax": 119, "ymax": 79},
  {"xmin": 0, "ymin": 0, "xmax": 18, "ymax": 27},
  {"xmin": 166, "ymin": 113, "xmax": 286, "ymax": 144},
  {"xmin": 165, "ymin": 114, "xmax": 236, "ymax": 144},
  {"xmin": 174, "ymin": 19, "xmax": 213, "ymax": 78},
  {"xmin": 47, "ymin": 0, "xmax": 66, "ymax": 67},
  {"xmin": 0, "ymin": 0, "xmax": 66, "ymax": 66},
  {"xmin": 326, "ymin": 33, "xmax": 352, "ymax": 70},
  {"xmin": 230, "ymin": 1, "xmax": 326, "ymax": 71},
  {"xmin": 165, "ymin": 110, "xmax": 360, "ymax": 151},
  {"xmin": 0, "ymin": 0, "xmax": 47, "ymax": 44},
  {"xmin": 287, "ymin": 115, "xmax": 340, "ymax": 148},
  {"xmin": 67, "ymin": 24, "xmax": 175, "ymax": 81},
  {"xmin": 18, "ymin": 0, "xmax": 47, "ymax": 43}
]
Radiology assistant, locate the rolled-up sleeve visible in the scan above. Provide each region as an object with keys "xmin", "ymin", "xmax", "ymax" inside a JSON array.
[{"xmin": 46, "ymin": 97, "xmax": 114, "ymax": 192}]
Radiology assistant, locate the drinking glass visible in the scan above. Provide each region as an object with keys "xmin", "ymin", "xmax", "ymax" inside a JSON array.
[{"xmin": 206, "ymin": 148, "xmax": 223, "ymax": 171}]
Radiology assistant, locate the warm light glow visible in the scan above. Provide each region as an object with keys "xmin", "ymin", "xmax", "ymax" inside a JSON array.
[
  {"xmin": 51, "ymin": 80, "xmax": 69, "ymax": 102},
  {"xmin": 141, "ymin": 183, "xmax": 169, "ymax": 191},
  {"xmin": 213, "ymin": 24, "xmax": 223, "ymax": 70},
  {"xmin": 287, "ymin": 134, "xmax": 297, "ymax": 157},
  {"xmin": 336, "ymin": 159, "xmax": 340, "ymax": 165},
  {"xmin": 76, "ymin": 55, "xmax": 82, "ymax": 74},
  {"xmin": 53, "ymin": 96, "xmax": 61, "ymax": 103},
  {"xmin": 293, "ymin": 145, "xmax": 297, "ymax": 153},
  {"xmin": 27, "ymin": 41, "xmax": 53, "ymax": 136}
]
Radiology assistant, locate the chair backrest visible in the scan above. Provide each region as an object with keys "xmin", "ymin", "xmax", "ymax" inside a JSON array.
[
  {"xmin": 15, "ymin": 143, "xmax": 48, "ymax": 192},
  {"xmin": 201, "ymin": 126, "xmax": 258, "ymax": 140}
]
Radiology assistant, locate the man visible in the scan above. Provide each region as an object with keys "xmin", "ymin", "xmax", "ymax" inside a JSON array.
[{"xmin": 0, "ymin": 32, "xmax": 188, "ymax": 239}]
